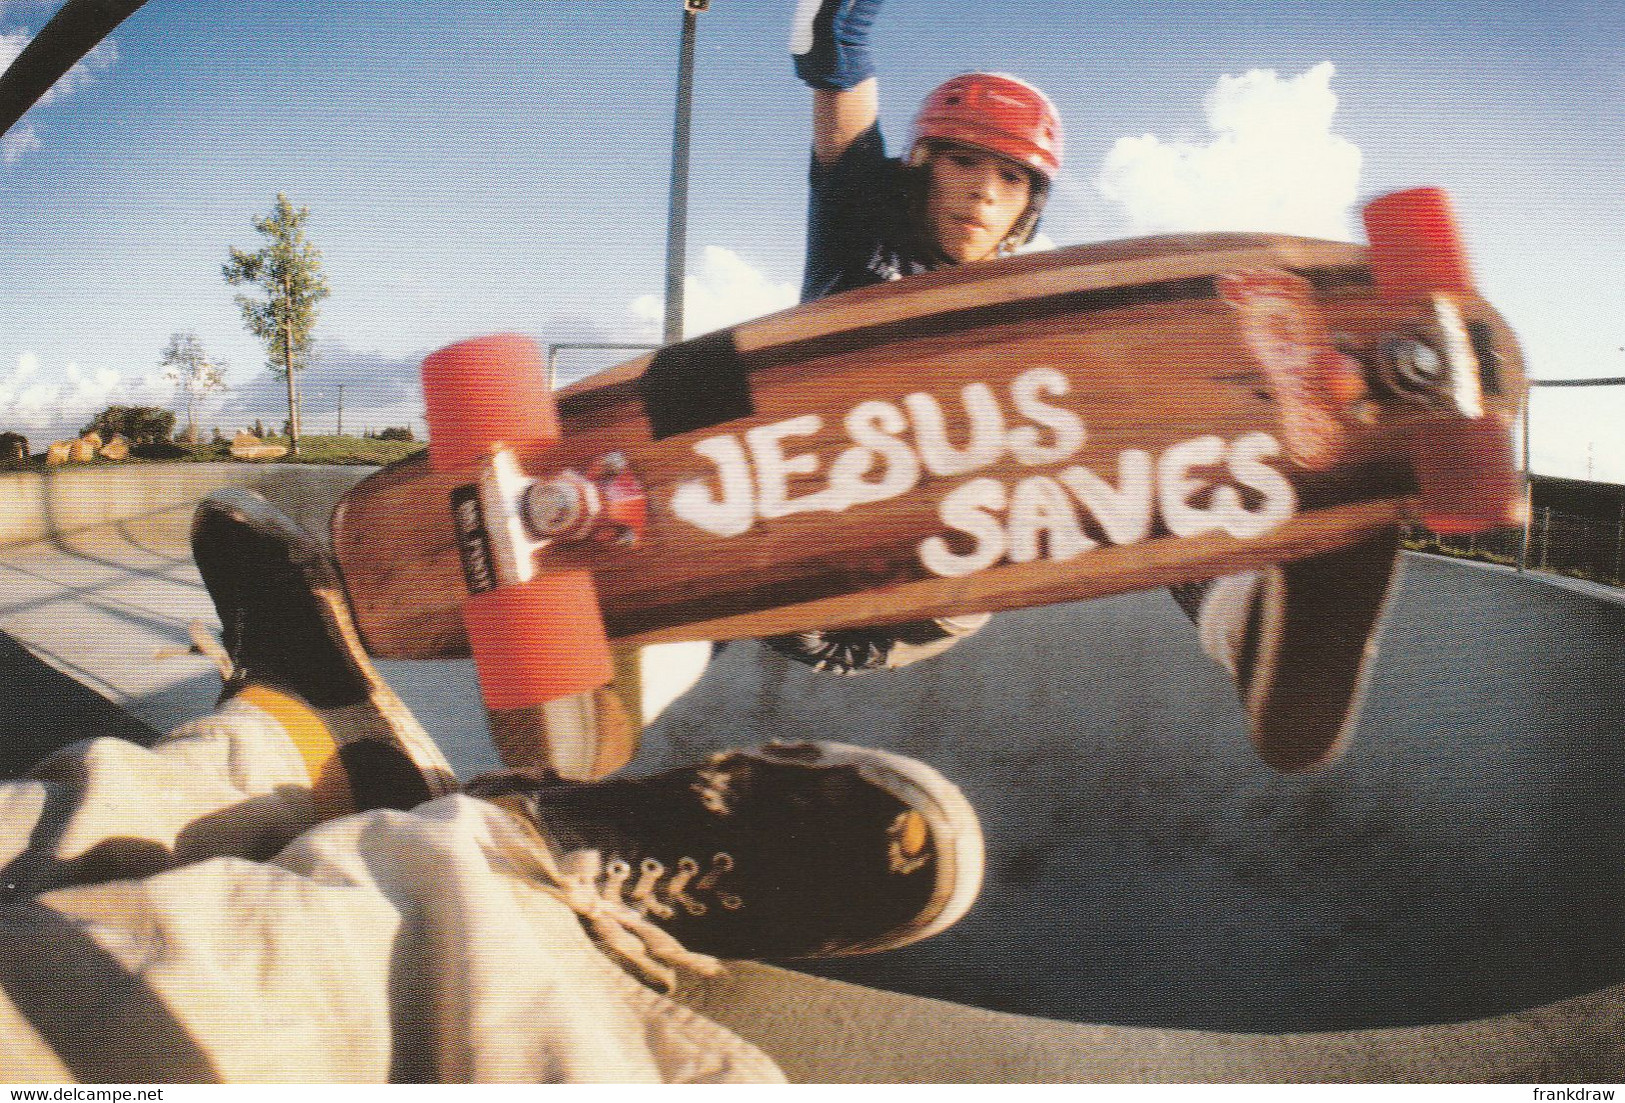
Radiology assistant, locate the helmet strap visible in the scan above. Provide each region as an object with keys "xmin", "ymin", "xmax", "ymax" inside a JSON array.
[{"xmin": 1005, "ymin": 176, "xmax": 1049, "ymax": 252}]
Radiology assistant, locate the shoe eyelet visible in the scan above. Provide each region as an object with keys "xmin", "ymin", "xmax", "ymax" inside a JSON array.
[{"xmin": 694, "ymin": 852, "xmax": 734, "ymax": 891}]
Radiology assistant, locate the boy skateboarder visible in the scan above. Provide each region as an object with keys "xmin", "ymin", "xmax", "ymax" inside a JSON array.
[{"xmin": 771, "ymin": 0, "xmax": 1400, "ymax": 773}]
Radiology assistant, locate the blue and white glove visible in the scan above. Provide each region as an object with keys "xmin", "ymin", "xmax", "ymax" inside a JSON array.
[{"xmin": 790, "ymin": 0, "xmax": 882, "ymax": 90}]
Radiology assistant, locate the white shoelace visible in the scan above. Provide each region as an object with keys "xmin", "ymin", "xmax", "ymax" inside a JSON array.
[
  {"xmin": 154, "ymin": 621, "xmax": 237, "ymax": 678},
  {"xmin": 544, "ymin": 847, "xmax": 731, "ymax": 990}
]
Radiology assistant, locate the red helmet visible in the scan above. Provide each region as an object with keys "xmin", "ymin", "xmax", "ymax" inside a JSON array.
[{"xmin": 910, "ymin": 72, "xmax": 1064, "ymax": 181}]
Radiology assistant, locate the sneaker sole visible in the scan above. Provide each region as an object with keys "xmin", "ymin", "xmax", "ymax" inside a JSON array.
[
  {"xmin": 752, "ymin": 740, "xmax": 986, "ymax": 954},
  {"xmin": 195, "ymin": 488, "xmax": 459, "ymax": 801},
  {"xmin": 1247, "ymin": 529, "xmax": 1404, "ymax": 772}
]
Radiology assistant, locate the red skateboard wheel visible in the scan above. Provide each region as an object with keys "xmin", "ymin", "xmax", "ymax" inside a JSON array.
[
  {"xmin": 1409, "ymin": 417, "xmax": 1524, "ymax": 535},
  {"xmin": 462, "ymin": 572, "xmax": 614, "ymax": 710},
  {"xmin": 423, "ymin": 334, "xmax": 614, "ymax": 710},
  {"xmin": 423, "ymin": 334, "xmax": 558, "ymax": 472},
  {"xmin": 1362, "ymin": 188, "xmax": 1474, "ymax": 299}
]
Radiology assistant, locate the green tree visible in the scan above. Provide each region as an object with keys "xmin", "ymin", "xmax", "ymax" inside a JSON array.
[
  {"xmin": 83, "ymin": 405, "xmax": 176, "ymax": 445},
  {"xmin": 159, "ymin": 331, "xmax": 228, "ymax": 443},
  {"xmin": 222, "ymin": 194, "xmax": 330, "ymax": 455}
]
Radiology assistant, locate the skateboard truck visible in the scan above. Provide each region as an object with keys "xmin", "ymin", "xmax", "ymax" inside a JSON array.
[
  {"xmin": 472, "ymin": 448, "xmax": 648, "ymax": 588},
  {"xmin": 1361, "ymin": 188, "xmax": 1523, "ymax": 536},
  {"xmin": 1224, "ymin": 192, "xmax": 1522, "ymax": 536},
  {"xmin": 422, "ymin": 335, "xmax": 635, "ymax": 781}
]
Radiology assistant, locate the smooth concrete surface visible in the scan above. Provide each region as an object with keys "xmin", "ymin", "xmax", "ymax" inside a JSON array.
[
  {"xmin": 0, "ymin": 465, "xmax": 386, "ymax": 759},
  {"xmin": 652, "ymin": 556, "xmax": 1625, "ymax": 1034},
  {"xmin": 0, "ymin": 464, "xmax": 1621, "ymax": 1078},
  {"xmin": 0, "ymin": 463, "xmax": 369, "ymax": 550},
  {"xmin": 678, "ymin": 961, "xmax": 1625, "ymax": 1083}
]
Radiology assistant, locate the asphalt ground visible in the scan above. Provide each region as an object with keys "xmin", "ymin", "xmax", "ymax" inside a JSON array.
[{"xmin": 2, "ymin": 506, "xmax": 1620, "ymax": 1034}]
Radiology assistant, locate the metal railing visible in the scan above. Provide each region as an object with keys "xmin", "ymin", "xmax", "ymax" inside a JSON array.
[
  {"xmin": 545, "ymin": 343, "xmax": 659, "ymax": 388},
  {"xmin": 1519, "ymin": 376, "xmax": 1625, "ymax": 572}
]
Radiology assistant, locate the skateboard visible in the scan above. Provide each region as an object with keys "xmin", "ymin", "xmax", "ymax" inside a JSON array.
[{"xmin": 331, "ymin": 188, "xmax": 1526, "ymax": 778}]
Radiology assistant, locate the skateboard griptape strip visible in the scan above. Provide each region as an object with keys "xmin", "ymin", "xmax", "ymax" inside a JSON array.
[
  {"xmin": 637, "ymin": 328, "xmax": 754, "ymax": 440},
  {"xmin": 748, "ymin": 275, "xmax": 1223, "ymax": 374}
]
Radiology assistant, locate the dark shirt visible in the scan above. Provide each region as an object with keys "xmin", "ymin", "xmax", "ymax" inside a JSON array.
[
  {"xmin": 770, "ymin": 123, "xmax": 956, "ymax": 673},
  {"xmin": 801, "ymin": 123, "xmax": 938, "ymax": 303}
]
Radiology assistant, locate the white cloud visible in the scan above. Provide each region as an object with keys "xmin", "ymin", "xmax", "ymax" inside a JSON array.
[
  {"xmin": 1097, "ymin": 62, "xmax": 1362, "ymax": 241},
  {"xmin": 35, "ymin": 39, "xmax": 116, "ymax": 108},
  {"xmin": 631, "ymin": 246, "xmax": 797, "ymax": 341},
  {"xmin": 1, "ymin": 123, "xmax": 39, "ymax": 163},
  {"xmin": 0, "ymin": 29, "xmax": 116, "ymax": 107},
  {"xmin": 217, "ymin": 341, "xmax": 426, "ymax": 436},
  {"xmin": 0, "ymin": 29, "xmax": 28, "ymax": 71},
  {"xmin": 0, "ymin": 352, "xmax": 171, "ymax": 441},
  {"xmin": 0, "ymin": 27, "xmax": 118, "ymax": 164}
]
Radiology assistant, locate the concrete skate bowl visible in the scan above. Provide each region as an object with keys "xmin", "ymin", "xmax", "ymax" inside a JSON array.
[
  {"xmin": 3, "ymin": 462, "xmax": 1621, "ymax": 1076},
  {"xmin": 651, "ymin": 553, "xmax": 1625, "ymax": 1040},
  {"xmin": 0, "ymin": 462, "xmax": 367, "ymax": 556},
  {"xmin": 0, "ymin": 464, "xmax": 374, "ymax": 775}
]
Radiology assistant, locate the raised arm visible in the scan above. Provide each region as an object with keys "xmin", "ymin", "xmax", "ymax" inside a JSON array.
[
  {"xmin": 791, "ymin": 0, "xmax": 883, "ymax": 164},
  {"xmin": 811, "ymin": 81, "xmax": 879, "ymax": 165}
]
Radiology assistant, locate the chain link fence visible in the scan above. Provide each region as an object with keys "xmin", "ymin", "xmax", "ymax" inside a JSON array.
[
  {"xmin": 1405, "ymin": 495, "xmax": 1625, "ymax": 588},
  {"xmin": 547, "ymin": 342, "xmax": 658, "ymax": 388},
  {"xmin": 1407, "ymin": 377, "xmax": 1625, "ymax": 589}
]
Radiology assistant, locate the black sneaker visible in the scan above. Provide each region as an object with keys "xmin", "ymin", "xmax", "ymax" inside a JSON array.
[
  {"xmin": 190, "ymin": 488, "xmax": 458, "ymax": 811},
  {"xmin": 1174, "ymin": 528, "xmax": 1403, "ymax": 772},
  {"xmin": 763, "ymin": 613, "xmax": 992, "ymax": 674},
  {"xmin": 475, "ymin": 740, "xmax": 983, "ymax": 974}
]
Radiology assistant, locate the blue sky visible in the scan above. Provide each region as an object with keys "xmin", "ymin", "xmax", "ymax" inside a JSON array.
[{"xmin": 1, "ymin": 0, "xmax": 1621, "ymax": 480}]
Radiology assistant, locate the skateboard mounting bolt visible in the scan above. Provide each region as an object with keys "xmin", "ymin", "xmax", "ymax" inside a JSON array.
[
  {"xmin": 522, "ymin": 474, "xmax": 596, "ymax": 541},
  {"xmin": 515, "ymin": 458, "xmax": 644, "ymax": 549},
  {"xmin": 1386, "ymin": 337, "xmax": 1445, "ymax": 391},
  {"xmin": 1365, "ymin": 298, "xmax": 1485, "ymax": 417},
  {"xmin": 592, "ymin": 454, "xmax": 647, "ymax": 548}
]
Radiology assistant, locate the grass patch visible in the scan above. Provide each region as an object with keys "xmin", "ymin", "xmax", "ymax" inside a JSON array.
[
  {"xmin": 3, "ymin": 435, "xmax": 425, "ymax": 470},
  {"xmin": 1401, "ymin": 535, "xmax": 1519, "ymax": 568},
  {"xmin": 1404, "ymin": 531, "xmax": 1623, "ymax": 589},
  {"xmin": 258, "ymin": 435, "xmax": 425, "ymax": 465}
]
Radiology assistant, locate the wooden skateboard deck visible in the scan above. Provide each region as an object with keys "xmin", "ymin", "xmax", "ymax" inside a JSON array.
[
  {"xmin": 329, "ymin": 189, "xmax": 1524, "ymax": 776},
  {"xmin": 333, "ymin": 195, "xmax": 1523, "ymax": 659}
]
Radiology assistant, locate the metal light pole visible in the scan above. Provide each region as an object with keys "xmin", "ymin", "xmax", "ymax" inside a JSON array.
[
  {"xmin": 1519, "ymin": 392, "xmax": 1531, "ymax": 572},
  {"xmin": 663, "ymin": 0, "xmax": 707, "ymax": 345}
]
